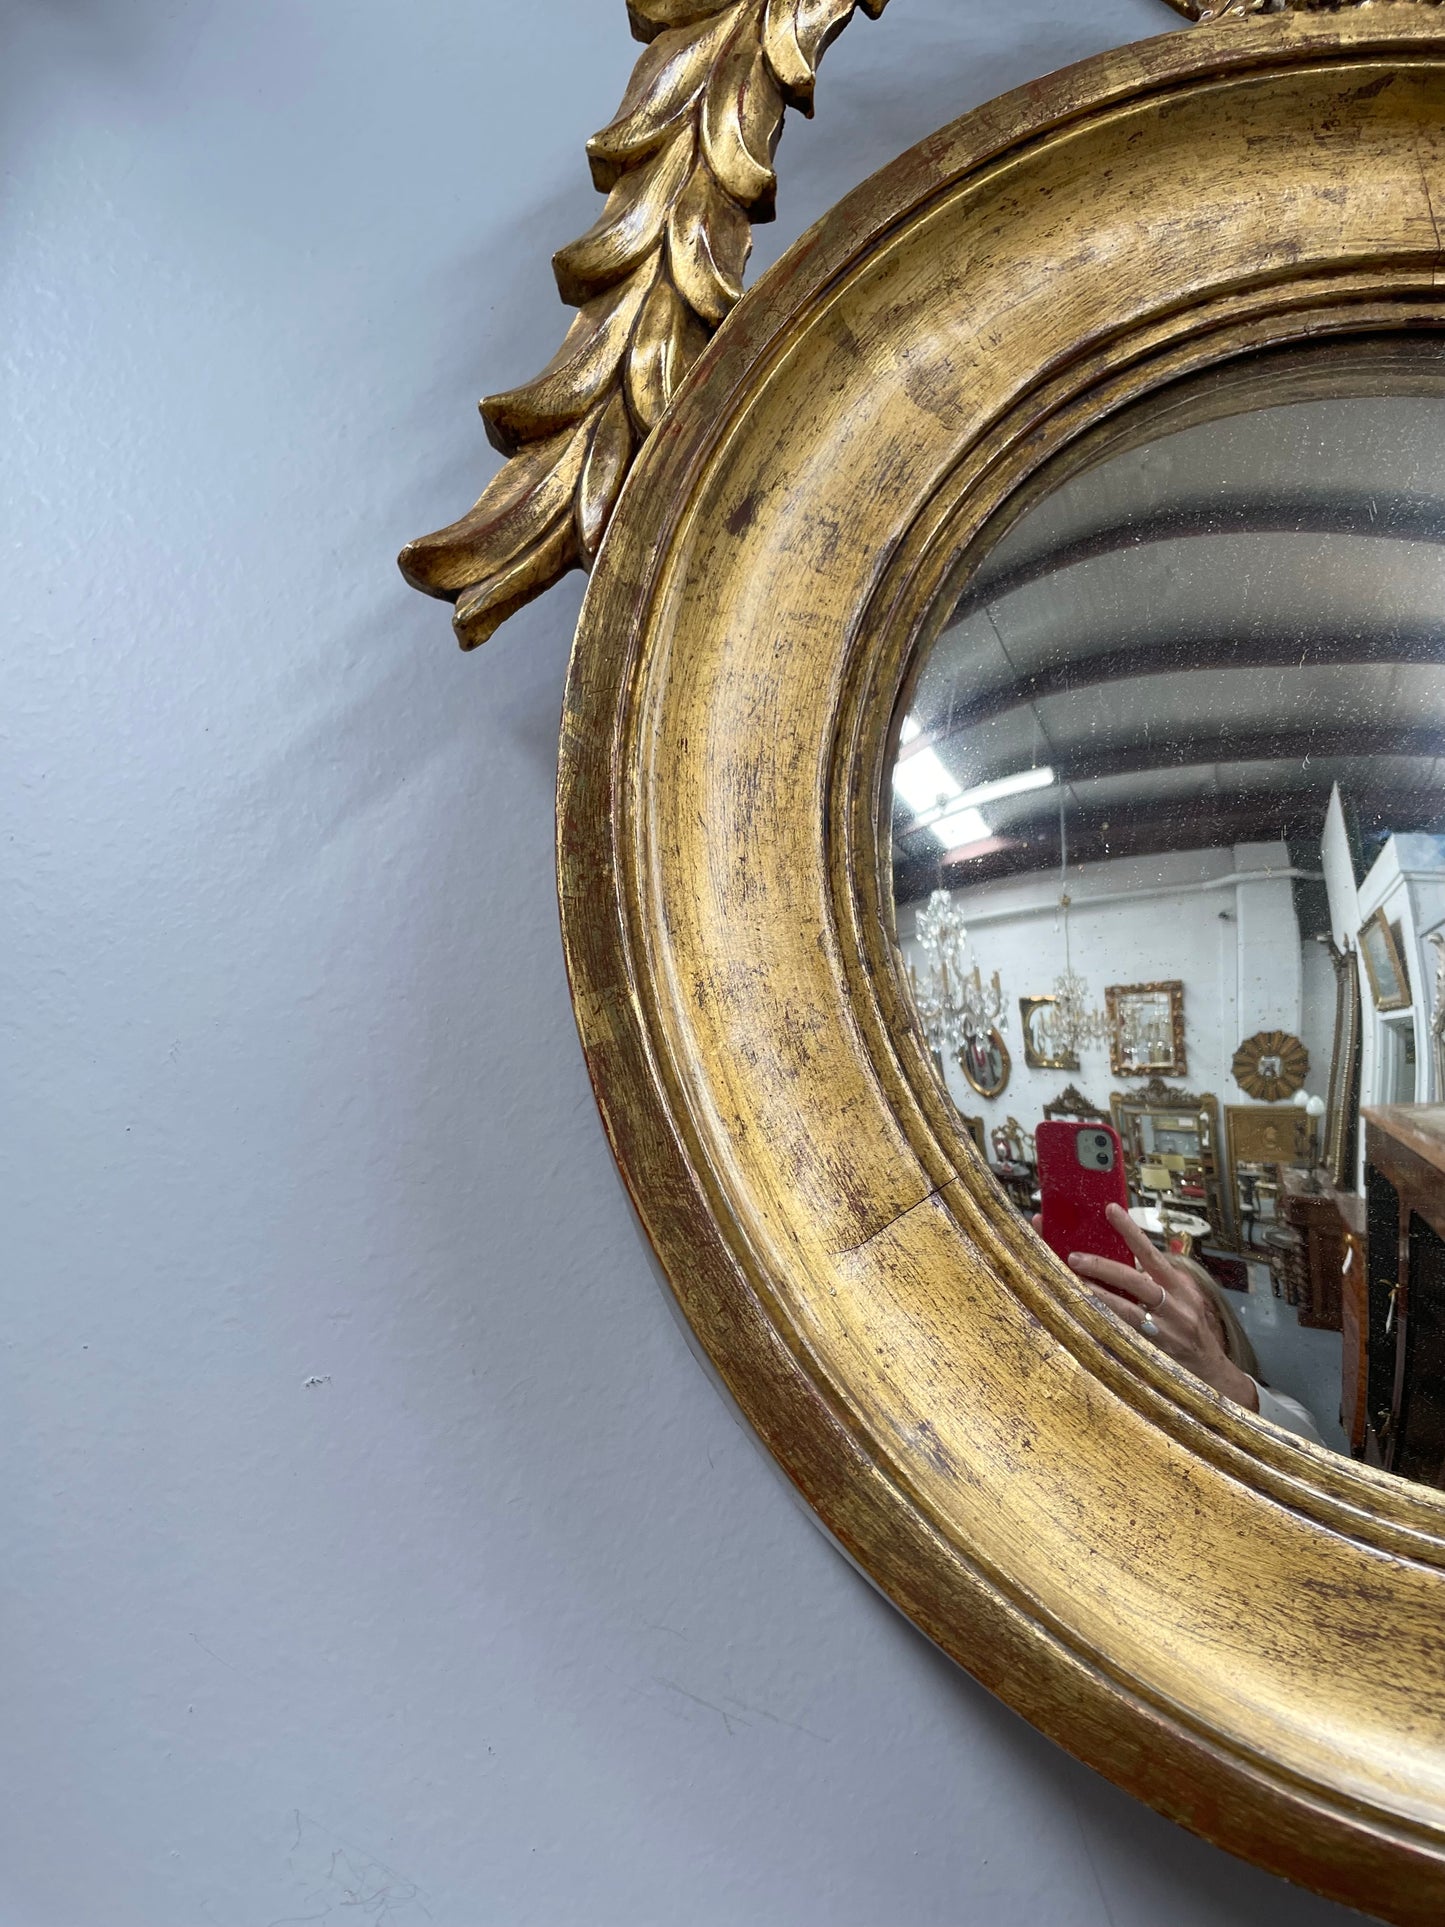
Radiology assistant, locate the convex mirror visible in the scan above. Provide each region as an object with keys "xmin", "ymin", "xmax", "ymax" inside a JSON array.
[{"xmin": 408, "ymin": 8, "xmax": 1445, "ymax": 1920}]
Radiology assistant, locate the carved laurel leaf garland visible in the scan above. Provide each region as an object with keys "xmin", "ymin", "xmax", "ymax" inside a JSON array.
[
  {"xmin": 399, "ymin": 0, "xmax": 889, "ymax": 649},
  {"xmin": 400, "ymin": 0, "xmax": 1408, "ymax": 647}
]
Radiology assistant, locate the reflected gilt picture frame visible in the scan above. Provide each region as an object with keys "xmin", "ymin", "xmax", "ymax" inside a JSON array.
[
  {"xmin": 1018, "ymin": 995, "xmax": 1078, "ymax": 1072},
  {"xmin": 1359, "ymin": 906, "xmax": 1413, "ymax": 1011},
  {"xmin": 1105, "ymin": 980, "xmax": 1186, "ymax": 1080}
]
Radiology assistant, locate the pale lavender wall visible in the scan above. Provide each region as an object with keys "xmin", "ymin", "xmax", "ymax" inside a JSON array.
[{"xmin": 4, "ymin": 2, "xmax": 1365, "ymax": 1922}]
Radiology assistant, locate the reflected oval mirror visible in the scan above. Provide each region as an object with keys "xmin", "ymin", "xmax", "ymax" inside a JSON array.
[{"xmin": 893, "ymin": 334, "xmax": 1445, "ymax": 1483}]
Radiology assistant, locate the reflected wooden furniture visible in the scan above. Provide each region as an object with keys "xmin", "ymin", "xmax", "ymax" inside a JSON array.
[
  {"xmin": 988, "ymin": 1161, "xmax": 1036, "ymax": 1214},
  {"xmin": 1360, "ymin": 1106, "xmax": 1445, "ymax": 1487},
  {"xmin": 1112, "ymin": 1079, "xmax": 1230, "ymax": 1247},
  {"xmin": 1339, "ymin": 1192, "xmax": 1369, "ymax": 1456},
  {"xmin": 1235, "ymin": 1162, "xmax": 1281, "ymax": 1252},
  {"xmin": 1274, "ymin": 1170, "xmax": 1347, "ymax": 1330},
  {"xmin": 989, "ymin": 1116, "xmax": 1036, "ymax": 1213}
]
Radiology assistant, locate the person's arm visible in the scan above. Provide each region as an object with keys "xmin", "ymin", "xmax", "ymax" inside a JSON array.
[
  {"xmin": 1064, "ymin": 1204, "xmax": 1260, "ymax": 1408},
  {"xmin": 1252, "ymin": 1381, "xmax": 1327, "ymax": 1447}
]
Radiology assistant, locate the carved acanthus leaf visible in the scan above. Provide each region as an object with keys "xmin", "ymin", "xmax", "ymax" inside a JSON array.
[{"xmin": 400, "ymin": 0, "xmax": 889, "ymax": 648}]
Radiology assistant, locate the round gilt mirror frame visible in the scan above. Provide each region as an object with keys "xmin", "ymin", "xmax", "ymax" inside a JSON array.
[
  {"xmin": 408, "ymin": 6, "xmax": 1445, "ymax": 1921},
  {"xmin": 554, "ymin": 15, "xmax": 1445, "ymax": 1918},
  {"xmin": 1234, "ymin": 1029, "xmax": 1312, "ymax": 1102}
]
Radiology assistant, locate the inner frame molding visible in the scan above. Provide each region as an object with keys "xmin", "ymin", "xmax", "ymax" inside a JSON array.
[{"xmin": 558, "ymin": 15, "xmax": 1445, "ymax": 1920}]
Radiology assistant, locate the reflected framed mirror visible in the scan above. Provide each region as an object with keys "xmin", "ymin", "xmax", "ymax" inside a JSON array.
[
  {"xmin": 1232, "ymin": 1027, "xmax": 1311, "ymax": 1102},
  {"xmin": 958, "ymin": 1025, "xmax": 1010, "ymax": 1100},
  {"xmin": 1018, "ymin": 994, "xmax": 1078, "ymax": 1071},
  {"xmin": 1110, "ymin": 1078, "xmax": 1230, "ymax": 1251},
  {"xmin": 1106, "ymin": 980, "xmax": 1186, "ymax": 1078},
  {"xmin": 1042, "ymin": 1082, "xmax": 1108, "ymax": 1124},
  {"xmin": 1323, "ymin": 941, "xmax": 1364, "ymax": 1187},
  {"xmin": 410, "ymin": 4, "xmax": 1445, "ymax": 1919}
]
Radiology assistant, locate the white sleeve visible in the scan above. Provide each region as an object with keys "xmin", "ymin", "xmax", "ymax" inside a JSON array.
[{"xmin": 1252, "ymin": 1380, "xmax": 1328, "ymax": 1448}]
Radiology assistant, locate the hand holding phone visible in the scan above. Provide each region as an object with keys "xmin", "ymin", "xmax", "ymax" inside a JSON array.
[{"xmin": 1035, "ymin": 1119, "xmax": 1136, "ymax": 1273}]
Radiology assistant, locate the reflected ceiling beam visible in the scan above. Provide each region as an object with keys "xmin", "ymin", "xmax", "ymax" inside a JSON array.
[
  {"xmin": 945, "ymin": 726, "xmax": 1445, "ymax": 795},
  {"xmin": 893, "ymin": 786, "xmax": 1444, "ymax": 904},
  {"xmin": 956, "ymin": 494, "xmax": 1445, "ymax": 620},
  {"xmin": 942, "ymin": 632, "xmax": 1445, "ymax": 734}
]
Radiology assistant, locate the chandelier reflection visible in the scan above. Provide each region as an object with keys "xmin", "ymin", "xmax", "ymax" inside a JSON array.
[
  {"xmin": 1033, "ymin": 892, "xmax": 1110, "ymax": 1063},
  {"xmin": 911, "ymin": 889, "xmax": 1007, "ymax": 1058},
  {"xmin": 1041, "ymin": 793, "xmax": 1109, "ymax": 1061}
]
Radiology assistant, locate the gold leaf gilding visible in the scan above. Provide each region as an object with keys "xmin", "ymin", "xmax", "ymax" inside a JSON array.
[{"xmin": 400, "ymin": 0, "xmax": 890, "ymax": 649}]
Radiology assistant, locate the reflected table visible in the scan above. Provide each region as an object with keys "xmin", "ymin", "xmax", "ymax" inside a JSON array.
[{"xmin": 1129, "ymin": 1205, "xmax": 1211, "ymax": 1259}]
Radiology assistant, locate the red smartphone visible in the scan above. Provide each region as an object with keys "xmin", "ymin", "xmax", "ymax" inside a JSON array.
[{"xmin": 1035, "ymin": 1119, "xmax": 1135, "ymax": 1273}]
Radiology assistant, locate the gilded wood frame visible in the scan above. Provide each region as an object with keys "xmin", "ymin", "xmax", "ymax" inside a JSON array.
[
  {"xmin": 1232, "ymin": 1027, "xmax": 1311, "ymax": 1101},
  {"xmin": 558, "ymin": 14, "xmax": 1445, "ymax": 1920},
  {"xmin": 957, "ymin": 1025, "xmax": 1010, "ymax": 1100},
  {"xmin": 1018, "ymin": 994, "xmax": 1079, "ymax": 1071},
  {"xmin": 1361, "ymin": 905, "xmax": 1415, "ymax": 1011},
  {"xmin": 1105, "ymin": 978, "xmax": 1187, "ymax": 1079}
]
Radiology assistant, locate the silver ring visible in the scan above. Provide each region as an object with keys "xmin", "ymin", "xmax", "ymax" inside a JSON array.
[{"xmin": 1139, "ymin": 1310, "xmax": 1161, "ymax": 1340}]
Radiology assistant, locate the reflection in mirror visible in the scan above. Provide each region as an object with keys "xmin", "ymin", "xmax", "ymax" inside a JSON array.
[{"xmin": 893, "ymin": 338, "xmax": 1445, "ymax": 1483}]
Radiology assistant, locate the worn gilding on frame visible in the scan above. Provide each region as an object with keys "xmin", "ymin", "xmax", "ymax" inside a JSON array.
[
  {"xmin": 556, "ymin": 13, "xmax": 1445, "ymax": 1922},
  {"xmin": 399, "ymin": 0, "xmax": 888, "ymax": 647}
]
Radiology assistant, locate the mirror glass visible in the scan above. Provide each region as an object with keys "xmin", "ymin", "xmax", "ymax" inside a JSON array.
[{"xmin": 892, "ymin": 336, "xmax": 1445, "ymax": 1481}]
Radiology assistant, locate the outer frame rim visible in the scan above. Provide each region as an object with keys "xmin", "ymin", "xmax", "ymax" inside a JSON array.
[{"xmin": 559, "ymin": 15, "xmax": 1445, "ymax": 1919}]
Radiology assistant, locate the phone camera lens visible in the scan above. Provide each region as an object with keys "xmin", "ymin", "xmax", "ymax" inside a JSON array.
[{"xmin": 1095, "ymin": 1154, "xmax": 1108, "ymax": 1167}]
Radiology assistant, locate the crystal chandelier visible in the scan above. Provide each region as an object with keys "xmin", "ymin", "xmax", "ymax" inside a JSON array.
[
  {"xmin": 1031, "ymin": 788, "xmax": 1111, "ymax": 1062},
  {"xmin": 1045, "ymin": 890, "xmax": 1111, "ymax": 1059},
  {"xmin": 910, "ymin": 889, "xmax": 1007, "ymax": 1059}
]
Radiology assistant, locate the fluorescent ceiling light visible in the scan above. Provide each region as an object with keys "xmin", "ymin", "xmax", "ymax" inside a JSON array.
[
  {"xmin": 930, "ymin": 806, "xmax": 991, "ymax": 850},
  {"xmin": 892, "ymin": 746, "xmax": 958, "ymax": 815},
  {"xmin": 898, "ymin": 715, "xmax": 921, "ymax": 744},
  {"xmin": 954, "ymin": 766, "xmax": 1055, "ymax": 810},
  {"xmin": 895, "ymin": 756, "xmax": 1054, "ymax": 845}
]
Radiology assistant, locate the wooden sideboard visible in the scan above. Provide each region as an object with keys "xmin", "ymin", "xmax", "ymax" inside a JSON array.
[
  {"xmin": 1358, "ymin": 1106, "xmax": 1445, "ymax": 1485},
  {"xmin": 1274, "ymin": 1169, "xmax": 1346, "ymax": 1331},
  {"xmin": 1338, "ymin": 1191, "xmax": 1369, "ymax": 1456}
]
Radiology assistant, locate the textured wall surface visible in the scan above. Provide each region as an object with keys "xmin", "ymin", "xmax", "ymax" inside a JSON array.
[{"xmin": 5, "ymin": 2, "xmax": 1367, "ymax": 1921}]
